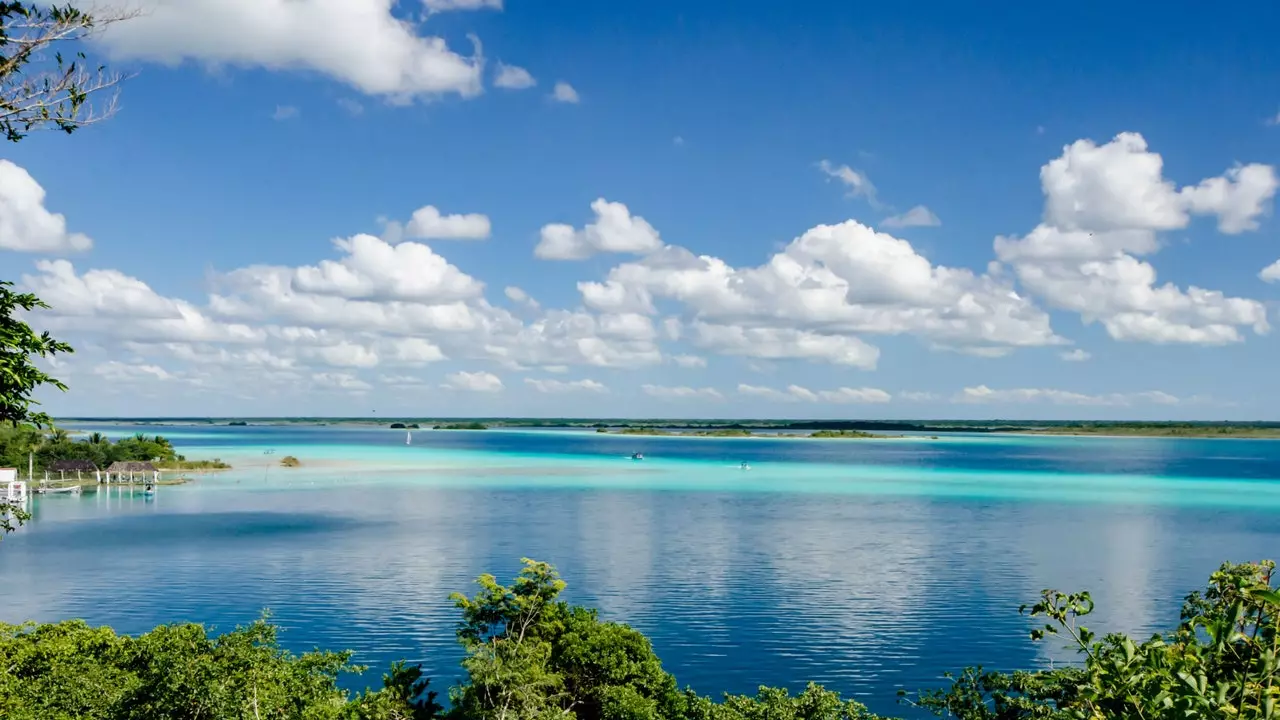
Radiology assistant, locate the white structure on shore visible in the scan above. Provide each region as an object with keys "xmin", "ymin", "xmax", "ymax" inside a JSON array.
[{"xmin": 2, "ymin": 467, "xmax": 28, "ymax": 504}]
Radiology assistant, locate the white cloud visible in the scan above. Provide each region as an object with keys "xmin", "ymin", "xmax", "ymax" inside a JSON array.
[
  {"xmin": 95, "ymin": 0, "xmax": 484, "ymax": 100},
  {"xmin": 995, "ymin": 132, "xmax": 1274, "ymax": 346},
  {"xmin": 817, "ymin": 160, "xmax": 878, "ymax": 206},
  {"xmin": 691, "ymin": 323, "xmax": 880, "ymax": 368},
  {"xmin": 310, "ymin": 341, "xmax": 379, "ymax": 368},
  {"xmin": 670, "ymin": 354, "xmax": 706, "ymax": 368},
  {"xmin": 312, "ymin": 372, "xmax": 372, "ymax": 392},
  {"xmin": 536, "ymin": 198, "xmax": 663, "ymax": 260},
  {"xmin": 337, "ymin": 98, "xmax": 365, "ymax": 116},
  {"xmin": 390, "ymin": 337, "xmax": 446, "ymax": 364},
  {"xmin": 0, "ymin": 161, "xmax": 93, "ymax": 253},
  {"xmin": 880, "ymin": 205, "xmax": 941, "ymax": 229},
  {"xmin": 272, "ymin": 104, "xmax": 299, "ymax": 121},
  {"xmin": 641, "ymin": 384, "xmax": 722, "ymax": 400},
  {"xmin": 957, "ymin": 385, "xmax": 1180, "ymax": 406},
  {"xmin": 404, "ymin": 205, "xmax": 491, "ymax": 240},
  {"xmin": 898, "ymin": 391, "xmax": 938, "ymax": 402},
  {"xmin": 504, "ymin": 286, "xmax": 540, "ymax": 310},
  {"xmin": 289, "ymin": 234, "xmax": 484, "ymax": 302},
  {"xmin": 92, "ymin": 361, "xmax": 175, "ymax": 383},
  {"xmin": 443, "ymin": 370, "xmax": 503, "ymax": 392},
  {"xmin": 737, "ymin": 384, "xmax": 890, "ymax": 403},
  {"xmin": 1266, "ymin": 111, "xmax": 1280, "ymax": 127},
  {"xmin": 1060, "ymin": 348, "xmax": 1092, "ymax": 362},
  {"xmin": 583, "ymin": 221, "xmax": 1061, "ymax": 362},
  {"xmin": 1261, "ymin": 260, "xmax": 1280, "ymax": 283},
  {"xmin": 551, "ymin": 81, "xmax": 580, "ymax": 103},
  {"xmin": 424, "ymin": 0, "xmax": 502, "ymax": 11},
  {"xmin": 524, "ymin": 378, "xmax": 607, "ymax": 393},
  {"xmin": 493, "ymin": 62, "xmax": 535, "ymax": 89}
]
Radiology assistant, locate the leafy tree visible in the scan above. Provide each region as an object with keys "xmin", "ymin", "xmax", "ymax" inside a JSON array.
[
  {"xmin": 905, "ymin": 560, "xmax": 1280, "ymax": 719},
  {"xmin": 1, "ymin": 2, "xmax": 132, "ymax": 142},
  {"xmin": 448, "ymin": 558, "xmax": 690, "ymax": 720},
  {"xmin": 0, "ymin": 281, "xmax": 71, "ymax": 429},
  {"xmin": 0, "ymin": 616, "xmax": 442, "ymax": 720}
]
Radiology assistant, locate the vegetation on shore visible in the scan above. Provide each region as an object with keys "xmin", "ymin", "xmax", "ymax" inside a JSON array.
[
  {"xmin": 390, "ymin": 423, "xmax": 422, "ymax": 429},
  {"xmin": 808, "ymin": 429, "xmax": 881, "ymax": 439},
  {"xmin": 59, "ymin": 417, "xmax": 1280, "ymax": 439},
  {"xmin": 156, "ymin": 458, "xmax": 231, "ymax": 471},
  {"xmin": 2, "ymin": 558, "xmax": 1276, "ymax": 719},
  {"xmin": 434, "ymin": 423, "xmax": 488, "ymax": 431},
  {"xmin": 0, "ymin": 427, "xmax": 189, "ymax": 474}
]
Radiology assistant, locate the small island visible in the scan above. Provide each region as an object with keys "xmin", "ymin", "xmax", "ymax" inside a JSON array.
[
  {"xmin": 389, "ymin": 423, "xmax": 422, "ymax": 429},
  {"xmin": 808, "ymin": 429, "xmax": 880, "ymax": 439},
  {"xmin": 434, "ymin": 422, "xmax": 488, "ymax": 431}
]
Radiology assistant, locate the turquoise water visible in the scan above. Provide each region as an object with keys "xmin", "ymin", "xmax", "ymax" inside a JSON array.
[{"xmin": 2, "ymin": 425, "xmax": 1279, "ymax": 716}]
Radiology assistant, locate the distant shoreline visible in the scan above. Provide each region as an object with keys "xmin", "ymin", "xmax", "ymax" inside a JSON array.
[{"xmin": 55, "ymin": 418, "xmax": 1280, "ymax": 439}]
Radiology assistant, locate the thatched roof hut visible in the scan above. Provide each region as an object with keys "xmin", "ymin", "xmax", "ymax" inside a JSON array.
[
  {"xmin": 103, "ymin": 461, "xmax": 160, "ymax": 484},
  {"xmin": 106, "ymin": 461, "xmax": 156, "ymax": 473},
  {"xmin": 48, "ymin": 459, "xmax": 99, "ymax": 473}
]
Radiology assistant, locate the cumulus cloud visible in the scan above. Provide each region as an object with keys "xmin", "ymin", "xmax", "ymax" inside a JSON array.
[
  {"xmin": 1061, "ymin": 348, "xmax": 1092, "ymax": 362},
  {"xmin": 290, "ymin": 234, "xmax": 484, "ymax": 302},
  {"xmin": 443, "ymin": 370, "xmax": 503, "ymax": 392},
  {"xmin": 1260, "ymin": 260, "xmax": 1280, "ymax": 283},
  {"xmin": 641, "ymin": 384, "xmax": 722, "ymax": 400},
  {"xmin": 0, "ymin": 161, "xmax": 93, "ymax": 253},
  {"xmin": 957, "ymin": 385, "xmax": 1180, "ymax": 406},
  {"xmin": 737, "ymin": 384, "xmax": 890, "ymax": 403},
  {"xmin": 494, "ymin": 62, "xmax": 535, "ymax": 89},
  {"xmin": 404, "ymin": 205, "xmax": 491, "ymax": 240},
  {"xmin": 536, "ymin": 198, "xmax": 663, "ymax": 260},
  {"xmin": 95, "ymin": 0, "xmax": 485, "ymax": 100},
  {"xmin": 880, "ymin": 205, "xmax": 941, "ymax": 228},
  {"xmin": 272, "ymin": 105, "xmax": 299, "ymax": 121},
  {"xmin": 524, "ymin": 378, "xmax": 607, "ymax": 393},
  {"xmin": 504, "ymin": 286, "xmax": 540, "ymax": 310},
  {"xmin": 580, "ymin": 220, "xmax": 1062, "ymax": 363},
  {"xmin": 551, "ymin": 81, "xmax": 580, "ymax": 103},
  {"xmin": 994, "ymin": 132, "xmax": 1274, "ymax": 345}
]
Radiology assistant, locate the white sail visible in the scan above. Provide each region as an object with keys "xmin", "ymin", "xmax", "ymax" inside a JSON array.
[{"xmin": 406, "ymin": 431, "xmax": 412, "ymax": 445}]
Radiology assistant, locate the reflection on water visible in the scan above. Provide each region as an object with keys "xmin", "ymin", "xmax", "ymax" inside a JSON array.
[{"xmin": 3, "ymin": 426, "xmax": 1279, "ymax": 716}]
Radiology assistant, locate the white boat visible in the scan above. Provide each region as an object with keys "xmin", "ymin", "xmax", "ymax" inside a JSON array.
[
  {"xmin": 631, "ymin": 452, "xmax": 644, "ymax": 460},
  {"xmin": 406, "ymin": 431, "xmax": 412, "ymax": 445}
]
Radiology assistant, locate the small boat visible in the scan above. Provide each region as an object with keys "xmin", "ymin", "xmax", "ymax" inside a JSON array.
[
  {"xmin": 406, "ymin": 431, "xmax": 412, "ymax": 445},
  {"xmin": 740, "ymin": 461, "xmax": 751, "ymax": 470},
  {"xmin": 143, "ymin": 483, "xmax": 156, "ymax": 497},
  {"xmin": 631, "ymin": 452, "xmax": 644, "ymax": 460}
]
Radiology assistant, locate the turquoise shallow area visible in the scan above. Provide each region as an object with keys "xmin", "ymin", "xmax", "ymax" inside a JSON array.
[{"xmin": 3, "ymin": 424, "xmax": 1279, "ymax": 716}]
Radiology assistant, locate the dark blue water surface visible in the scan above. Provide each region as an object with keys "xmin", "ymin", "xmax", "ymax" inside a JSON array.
[{"xmin": 2, "ymin": 424, "xmax": 1279, "ymax": 717}]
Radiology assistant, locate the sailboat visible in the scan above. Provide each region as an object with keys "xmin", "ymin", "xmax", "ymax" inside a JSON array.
[{"xmin": 406, "ymin": 430, "xmax": 412, "ymax": 445}]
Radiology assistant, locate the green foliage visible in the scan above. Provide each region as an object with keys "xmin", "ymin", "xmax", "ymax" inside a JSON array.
[
  {"xmin": 1, "ymin": 2, "xmax": 126, "ymax": 142},
  {"xmin": 906, "ymin": 560, "xmax": 1280, "ymax": 719},
  {"xmin": 685, "ymin": 684, "xmax": 887, "ymax": 720},
  {"xmin": 2, "ymin": 559, "xmax": 1278, "ymax": 720},
  {"xmin": 448, "ymin": 559, "xmax": 687, "ymax": 720},
  {"xmin": 0, "ymin": 281, "xmax": 72, "ymax": 429},
  {"xmin": 0, "ymin": 617, "xmax": 441, "ymax": 720},
  {"xmin": 435, "ymin": 423, "xmax": 488, "ymax": 431}
]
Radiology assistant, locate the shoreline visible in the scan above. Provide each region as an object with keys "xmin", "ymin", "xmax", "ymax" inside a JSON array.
[{"xmin": 56, "ymin": 418, "xmax": 1280, "ymax": 440}]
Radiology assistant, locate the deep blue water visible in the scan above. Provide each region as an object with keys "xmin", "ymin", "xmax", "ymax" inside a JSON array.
[{"xmin": 2, "ymin": 424, "xmax": 1279, "ymax": 717}]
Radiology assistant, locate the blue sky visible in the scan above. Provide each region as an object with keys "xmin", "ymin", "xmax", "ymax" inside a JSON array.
[{"xmin": 4, "ymin": 0, "xmax": 1280, "ymax": 419}]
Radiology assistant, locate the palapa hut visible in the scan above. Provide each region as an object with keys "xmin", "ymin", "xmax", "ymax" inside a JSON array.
[
  {"xmin": 47, "ymin": 459, "xmax": 100, "ymax": 483},
  {"xmin": 103, "ymin": 461, "xmax": 159, "ymax": 484}
]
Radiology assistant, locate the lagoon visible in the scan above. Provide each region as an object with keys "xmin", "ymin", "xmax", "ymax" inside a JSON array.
[{"xmin": 2, "ymin": 424, "xmax": 1279, "ymax": 716}]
